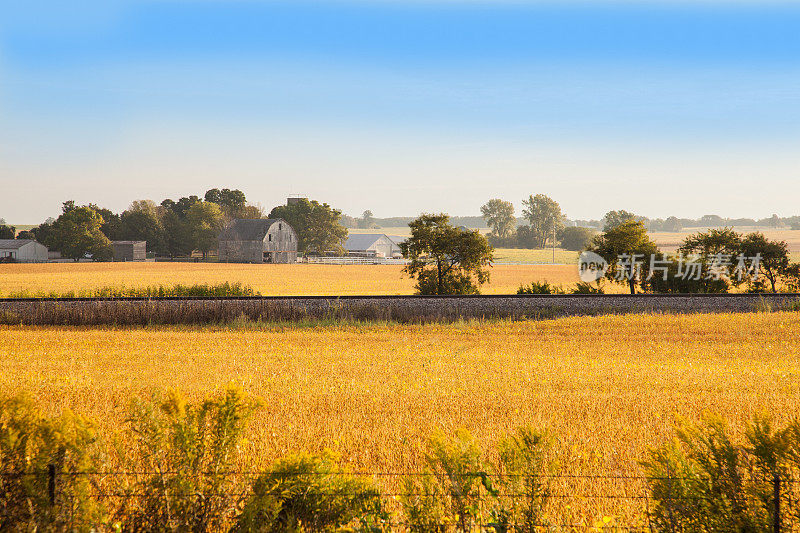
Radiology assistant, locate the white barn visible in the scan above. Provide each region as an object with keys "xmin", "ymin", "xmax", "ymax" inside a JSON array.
[
  {"xmin": 344, "ymin": 234, "xmax": 402, "ymax": 258},
  {"xmin": 0, "ymin": 239, "xmax": 49, "ymax": 262}
]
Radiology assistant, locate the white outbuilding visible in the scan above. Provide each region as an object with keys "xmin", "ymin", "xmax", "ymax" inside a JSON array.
[
  {"xmin": 0, "ymin": 239, "xmax": 49, "ymax": 262},
  {"xmin": 344, "ymin": 234, "xmax": 402, "ymax": 258}
]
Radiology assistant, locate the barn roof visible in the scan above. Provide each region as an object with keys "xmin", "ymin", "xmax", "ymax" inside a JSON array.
[
  {"xmin": 218, "ymin": 219, "xmax": 282, "ymax": 241},
  {"xmin": 344, "ymin": 233, "xmax": 398, "ymax": 251},
  {"xmin": 0, "ymin": 239, "xmax": 37, "ymax": 250}
]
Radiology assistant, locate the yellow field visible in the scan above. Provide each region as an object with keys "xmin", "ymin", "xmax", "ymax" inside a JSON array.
[
  {"xmin": 650, "ymin": 228, "xmax": 800, "ymax": 252},
  {"xmin": 0, "ymin": 262, "xmax": 581, "ymax": 296},
  {"xmin": 492, "ymin": 247, "xmax": 580, "ymax": 264},
  {"xmin": 1, "ymin": 312, "xmax": 798, "ymax": 523}
]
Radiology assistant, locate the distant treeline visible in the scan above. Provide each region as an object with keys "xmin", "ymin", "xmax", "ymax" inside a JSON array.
[
  {"xmin": 341, "ymin": 214, "xmax": 487, "ymax": 229},
  {"xmin": 573, "ymin": 213, "xmax": 798, "ymax": 231},
  {"xmin": 342, "ymin": 214, "xmax": 799, "ymax": 232}
]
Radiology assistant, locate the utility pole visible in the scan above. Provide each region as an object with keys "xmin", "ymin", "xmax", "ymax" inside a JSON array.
[{"xmin": 552, "ymin": 217, "xmax": 556, "ymax": 264}]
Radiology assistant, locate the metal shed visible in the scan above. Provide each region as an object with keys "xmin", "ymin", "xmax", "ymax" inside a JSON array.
[
  {"xmin": 344, "ymin": 234, "xmax": 402, "ymax": 258},
  {"xmin": 0, "ymin": 239, "xmax": 49, "ymax": 262},
  {"xmin": 112, "ymin": 241, "xmax": 147, "ymax": 261}
]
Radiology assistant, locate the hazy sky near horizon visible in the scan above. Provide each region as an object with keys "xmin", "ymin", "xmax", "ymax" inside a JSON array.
[{"xmin": 2, "ymin": 1, "xmax": 800, "ymax": 224}]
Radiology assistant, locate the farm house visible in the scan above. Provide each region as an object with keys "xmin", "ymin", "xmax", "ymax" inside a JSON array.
[
  {"xmin": 344, "ymin": 234, "xmax": 402, "ymax": 258},
  {"xmin": 218, "ymin": 218, "xmax": 298, "ymax": 263},
  {"xmin": 112, "ymin": 241, "xmax": 147, "ymax": 261},
  {"xmin": 0, "ymin": 239, "xmax": 49, "ymax": 262}
]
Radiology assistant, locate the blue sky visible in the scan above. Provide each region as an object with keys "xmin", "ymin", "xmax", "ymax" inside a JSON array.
[{"xmin": 2, "ymin": 1, "xmax": 800, "ymax": 223}]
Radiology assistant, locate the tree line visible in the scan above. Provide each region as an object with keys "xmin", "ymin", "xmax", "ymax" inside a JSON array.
[
  {"xmin": 480, "ymin": 195, "xmax": 595, "ymax": 251},
  {"xmin": 402, "ymin": 208, "xmax": 800, "ymax": 296},
  {"xmin": 1, "ymin": 190, "xmax": 348, "ymax": 260}
]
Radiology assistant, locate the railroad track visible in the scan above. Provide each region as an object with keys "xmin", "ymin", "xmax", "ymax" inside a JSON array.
[{"xmin": 1, "ymin": 293, "xmax": 798, "ymax": 325}]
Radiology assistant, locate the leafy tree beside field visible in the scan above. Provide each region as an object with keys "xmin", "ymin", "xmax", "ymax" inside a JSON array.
[
  {"xmin": 269, "ymin": 198, "xmax": 348, "ymax": 255},
  {"xmin": 117, "ymin": 200, "xmax": 166, "ymax": 254},
  {"xmin": 521, "ymin": 194, "xmax": 565, "ymax": 249},
  {"xmin": 401, "ymin": 213, "xmax": 493, "ymax": 295},
  {"xmin": 47, "ymin": 203, "xmax": 112, "ymax": 261},
  {"xmin": 602, "ymin": 209, "xmax": 640, "ymax": 231},
  {"xmin": 558, "ymin": 226, "xmax": 595, "ymax": 251},
  {"xmin": 0, "ymin": 225, "xmax": 15, "ymax": 239},
  {"xmin": 480, "ymin": 198, "xmax": 516, "ymax": 240},
  {"xmin": 740, "ymin": 232, "xmax": 790, "ymax": 293},
  {"xmin": 587, "ymin": 220, "xmax": 658, "ymax": 294},
  {"xmin": 187, "ymin": 201, "xmax": 225, "ymax": 259}
]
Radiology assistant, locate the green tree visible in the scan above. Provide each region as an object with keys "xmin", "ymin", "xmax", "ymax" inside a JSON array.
[
  {"xmin": 204, "ymin": 188, "xmax": 247, "ymax": 218},
  {"xmin": 161, "ymin": 195, "xmax": 201, "ymax": 219},
  {"xmin": 24, "ymin": 221, "xmax": 56, "ymax": 249},
  {"xmin": 521, "ymin": 194, "xmax": 565, "ymax": 249},
  {"xmin": 480, "ymin": 199, "xmax": 516, "ymax": 239},
  {"xmin": 587, "ymin": 220, "xmax": 658, "ymax": 294},
  {"xmin": 160, "ymin": 196, "xmax": 201, "ymax": 257},
  {"xmin": 558, "ymin": 226, "xmax": 594, "ymax": 251},
  {"xmin": 602, "ymin": 209, "xmax": 639, "ymax": 231},
  {"xmin": 186, "ymin": 201, "xmax": 225, "ymax": 258},
  {"xmin": 679, "ymin": 227, "xmax": 742, "ymax": 258},
  {"xmin": 0, "ymin": 225, "xmax": 15, "ymax": 239},
  {"xmin": 119, "ymin": 200, "xmax": 166, "ymax": 254},
  {"xmin": 739, "ymin": 232, "xmax": 790, "ymax": 292},
  {"xmin": 269, "ymin": 198, "xmax": 348, "ymax": 255},
  {"xmin": 663, "ymin": 216, "xmax": 683, "ymax": 232},
  {"xmin": 675, "ymin": 227, "xmax": 743, "ymax": 292},
  {"xmin": 358, "ymin": 209, "xmax": 376, "ymax": 229},
  {"xmin": 160, "ymin": 209, "xmax": 195, "ymax": 258},
  {"xmin": 401, "ymin": 213, "xmax": 493, "ymax": 295},
  {"xmin": 699, "ymin": 214, "xmax": 726, "ymax": 227},
  {"xmin": 90, "ymin": 205, "xmax": 121, "ymax": 240},
  {"xmin": 50, "ymin": 204, "xmax": 112, "ymax": 261}
]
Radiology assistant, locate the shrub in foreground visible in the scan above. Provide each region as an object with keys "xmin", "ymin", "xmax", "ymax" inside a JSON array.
[
  {"xmin": 642, "ymin": 413, "xmax": 800, "ymax": 532},
  {"xmin": 234, "ymin": 450, "xmax": 386, "ymax": 532},
  {"xmin": 401, "ymin": 428, "xmax": 554, "ymax": 532},
  {"xmin": 490, "ymin": 427, "xmax": 554, "ymax": 532},
  {"xmin": 116, "ymin": 387, "xmax": 260, "ymax": 531},
  {"xmin": 0, "ymin": 395, "xmax": 105, "ymax": 531},
  {"xmin": 517, "ymin": 281, "xmax": 565, "ymax": 295}
]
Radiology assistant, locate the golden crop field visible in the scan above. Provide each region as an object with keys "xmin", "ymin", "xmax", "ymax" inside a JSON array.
[
  {"xmin": 1, "ymin": 312, "xmax": 798, "ymax": 524},
  {"xmin": 0, "ymin": 262, "xmax": 582, "ymax": 296},
  {"xmin": 650, "ymin": 228, "xmax": 800, "ymax": 252}
]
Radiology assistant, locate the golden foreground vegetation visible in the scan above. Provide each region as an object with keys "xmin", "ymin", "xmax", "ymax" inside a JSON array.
[
  {"xmin": 1, "ymin": 312, "xmax": 798, "ymax": 524},
  {"xmin": 0, "ymin": 262, "xmax": 582, "ymax": 296}
]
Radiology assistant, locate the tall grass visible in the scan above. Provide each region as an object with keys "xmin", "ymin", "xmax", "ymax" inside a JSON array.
[{"xmin": 5, "ymin": 281, "xmax": 256, "ymax": 299}]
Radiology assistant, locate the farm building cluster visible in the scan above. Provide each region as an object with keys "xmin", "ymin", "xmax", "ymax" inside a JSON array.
[
  {"xmin": 1, "ymin": 214, "xmax": 404, "ymax": 264},
  {"xmin": 217, "ymin": 218, "xmax": 403, "ymax": 263}
]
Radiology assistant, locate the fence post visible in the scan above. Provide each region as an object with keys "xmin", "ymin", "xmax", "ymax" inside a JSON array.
[
  {"xmin": 773, "ymin": 473, "xmax": 781, "ymax": 533},
  {"xmin": 47, "ymin": 463, "xmax": 56, "ymax": 507}
]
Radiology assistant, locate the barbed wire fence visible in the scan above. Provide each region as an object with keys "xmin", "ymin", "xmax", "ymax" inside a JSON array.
[{"xmin": 2, "ymin": 468, "xmax": 798, "ymax": 531}]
